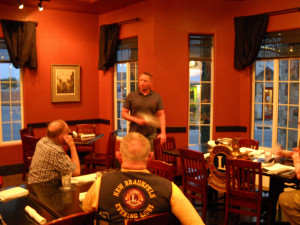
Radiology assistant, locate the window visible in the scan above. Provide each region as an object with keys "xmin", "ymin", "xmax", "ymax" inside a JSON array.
[
  {"xmin": 0, "ymin": 39, "xmax": 22, "ymax": 143},
  {"xmin": 253, "ymin": 29, "xmax": 300, "ymax": 150},
  {"xmin": 114, "ymin": 37, "xmax": 138, "ymax": 137},
  {"xmin": 189, "ymin": 35, "xmax": 214, "ymax": 145}
]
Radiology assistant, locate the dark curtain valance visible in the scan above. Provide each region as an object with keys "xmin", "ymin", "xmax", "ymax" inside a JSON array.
[
  {"xmin": 98, "ymin": 23, "xmax": 118, "ymax": 71},
  {"xmin": 1, "ymin": 19, "xmax": 37, "ymax": 69},
  {"xmin": 234, "ymin": 14, "xmax": 269, "ymax": 69}
]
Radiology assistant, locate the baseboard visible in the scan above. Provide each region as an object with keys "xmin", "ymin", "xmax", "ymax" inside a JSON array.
[{"xmin": 0, "ymin": 164, "xmax": 23, "ymax": 176}]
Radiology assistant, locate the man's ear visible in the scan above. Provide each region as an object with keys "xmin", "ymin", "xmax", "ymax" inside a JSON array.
[{"xmin": 116, "ymin": 151, "xmax": 122, "ymax": 164}]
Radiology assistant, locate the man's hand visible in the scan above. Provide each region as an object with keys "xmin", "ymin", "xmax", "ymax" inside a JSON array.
[
  {"xmin": 63, "ymin": 134, "xmax": 75, "ymax": 149},
  {"xmin": 157, "ymin": 133, "xmax": 166, "ymax": 144}
]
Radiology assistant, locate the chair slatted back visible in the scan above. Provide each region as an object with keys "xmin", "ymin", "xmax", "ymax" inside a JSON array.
[
  {"xmin": 153, "ymin": 137, "xmax": 177, "ymax": 165},
  {"xmin": 238, "ymin": 138, "xmax": 259, "ymax": 150},
  {"xmin": 179, "ymin": 148, "xmax": 208, "ymax": 221},
  {"xmin": 147, "ymin": 159, "xmax": 174, "ymax": 181},
  {"xmin": 20, "ymin": 135, "xmax": 40, "ymax": 181},
  {"xmin": 225, "ymin": 158, "xmax": 262, "ymax": 225}
]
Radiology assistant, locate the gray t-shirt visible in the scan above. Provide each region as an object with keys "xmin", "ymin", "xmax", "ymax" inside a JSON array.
[{"xmin": 123, "ymin": 89, "xmax": 164, "ymax": 136}]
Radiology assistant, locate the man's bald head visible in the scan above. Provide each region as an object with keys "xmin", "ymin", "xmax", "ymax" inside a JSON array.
[{"xmin": 47, "ymin": 120, "xmax": 68, "ymax": 139}]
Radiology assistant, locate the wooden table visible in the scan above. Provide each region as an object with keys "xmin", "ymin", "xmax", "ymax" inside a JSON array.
[
  {"xmin": 163, "ymin": 144, "xmax": 298, "ymax": 225},
  {"xmin": 0, "ymin": 180, "xmax": 94, "ymax": 224}
]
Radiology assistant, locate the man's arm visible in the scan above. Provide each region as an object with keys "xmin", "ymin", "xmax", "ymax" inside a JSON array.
[
  {"xmin": 156, "ymin": 109, "xmax": 166, "ymax": 144},
  {"xmin": 170, "ymin": 183, "xmax": 204, "ymax": 225},
  {"xmin": 121, "ymin": 107, "xmax": 147, "ymax": 126},
  {"xmin": 64, "ymin": 135, "xmax": 81, "ymax": 176},
  {"xmin": 293, "ymin": 150, "xmax": 300, "ymax": 179}
]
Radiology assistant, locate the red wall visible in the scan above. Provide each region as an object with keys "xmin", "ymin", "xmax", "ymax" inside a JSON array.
[
  {"xmin": 0, "ymin": 4, "xmax": 101, "ymax": 166},
  {"xmin": 1, "ymin": 0, "xmax": 300, "ymax": 167},
  {"xmin": 98, "ymin": 0, "xmax": 300, "ymax": 148}
]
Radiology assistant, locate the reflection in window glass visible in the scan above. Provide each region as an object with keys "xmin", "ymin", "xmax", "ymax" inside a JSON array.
[
  {"xmin": 0, "ymin": 61, "xmax": 22, "ymax": 143},
  {"xmin": 189, "ymin": 35, "xmax": 213, "ymax": 145},
  {"xmin": 254, "ymin": 59, "xmax": 300, "ymax": 150}
]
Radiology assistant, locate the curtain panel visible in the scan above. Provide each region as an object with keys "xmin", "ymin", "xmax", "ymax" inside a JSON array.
[
  {"xmin": 234, "ymin": 14, "xmax": 269, "ymax": 69},
  {"xmin": 1, "ymin": 20, "xmax": 37, "ymax": 69},
  {"xmin": 98, "ymin": 23, "xmax": 119, "ymax": 71}
]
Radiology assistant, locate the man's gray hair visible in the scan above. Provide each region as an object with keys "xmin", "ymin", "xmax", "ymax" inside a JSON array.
[
  {"xmin": 120, "ymin": 132, "xmax": 151, "ymax": 162},
  {"xmin": 47, "ymin": 120, "xmax": 66, "ymax": 138}
]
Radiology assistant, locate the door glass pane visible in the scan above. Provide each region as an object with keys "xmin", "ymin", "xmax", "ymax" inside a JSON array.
[
  {"xmin": 190, "ymin": 104, "xmax": 199, "ymax": 124},
  {"xmin": 201, "ymin": 61, "xmax": 211, "ymax": 81},
  {"xmin": 12, "ymin": 122, "xmax": 21, "ymax": 141},
  {"xmin": 254, "ymin": 104, "xmax": 263, "ymax": 124},
  {"xmin": 189, "ymin": 125, "xmax": 199, "ymax": 144},
  {"xmin": 2, "ymin": 123, "xmax": 11, "ymax": 142},
  {"xmin": 266, "ymin": 61, "xmax": 274, "ymax": 81},
  {"xmin": 278, "ymin": 105, "xmax": 287, "ymax": 127},
  {"xmin": 278, "ymin": 83, "xmax": 288, "ymax": 104},
  {"xmin": 255, "ymin": 61, "xmax": 264, "ymax": 81},
  {"xmin": 288, "ymin": 129, "xmax": 298, "ymax": 150},
  {"xmin": 263, "ymin": 127, "xmax": 272, "ymax": 147},
  {"xmin": 254, "ymin": 126, "xmax": 262, "ymax": 144},
  {"xmin": 255, "ymin": 83, "xmax": 263, "ymax": 103},
  {"xmin": 290, "ymin": 59, "xmax": 299, "ymax": 81},
  {"xmin": 201, "ymin": 83, "xmax": 210, "ymax": 103},
  {"xmin": 289, "ymin": 106, "xmax": 298, "ymax": 129},
  {"xmin": 290, "ymin": 83, "xmax": 299, "ymax": 105},
  {"xmin": 279, "ymin": 60, "xmax": 288, "ymax": 81},
  {"xmin": 277, "ymin": 128, "xmax": 287, "ymax": 148}
]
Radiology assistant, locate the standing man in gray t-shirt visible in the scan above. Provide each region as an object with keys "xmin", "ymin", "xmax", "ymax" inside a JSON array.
[{"xmin": 121, "ymin": 72, "xmax": 166, "ymax": 149}]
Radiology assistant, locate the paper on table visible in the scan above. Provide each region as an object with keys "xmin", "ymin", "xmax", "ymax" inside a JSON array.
[
  {"xmin": 264, "ymin": 163, "xmax": 295, "ymax": 174},
  {"xmin": 71, "ymin": 173, "xmax": 97, "ymax": 184},
  {"xmin": 79, "ymin": 192, "xmax": 87, "ymax": 202},
  {"xmin": 0, "ymin": 187, "xmax": 29, "ymax": 202},
  {"xmin": 80, "ymin": 133, "xmax": 96, "ymax": 140},
  {"xmin": 25, "ymin": 206, "xmax": 46, "ymax": 224}
]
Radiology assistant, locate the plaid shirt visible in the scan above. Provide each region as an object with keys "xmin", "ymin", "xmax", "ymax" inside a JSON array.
[{"xmin": 28, "ymin": 137, "xmax": 77, "ymax": 184}]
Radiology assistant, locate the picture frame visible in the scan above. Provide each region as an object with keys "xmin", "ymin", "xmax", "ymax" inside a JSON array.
[{"xmin": 51, "ymin": 64, "xmax": 80, "ymax": 102}]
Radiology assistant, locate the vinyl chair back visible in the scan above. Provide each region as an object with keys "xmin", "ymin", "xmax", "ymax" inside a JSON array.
[
  {"xmin": 179, "ymin": 148, "xmax": 208, "ymax": 222},
  {"xmin": 76, "ymin": 124, "xmax": 96, "ymax": 153},
  {"xmin": 224, "ymin": 158, "xmax": 262, "ymax": 225},
  {"xmin": 85, "ymin": 130, "xmax": 117, "ymax": 173},
  {"xmin": 153, "ymin": 137, "xmax": 177, "ymax": 166},
  {"xmin": 45, "ymin": 211, "xmax": 94, "ymax": 225},
  {"xmin": 20, "ymin": 130, "xmax": 39, "ymax": 181},
  {"xmin": 238, "ymin": 138, "xmax": 259, "ymax": 150},
  {"xmin": 147, "ymin": 159, "xmax": 174, "ymax": 181},
  {"xmin": 126, "ymin": 212, "xmax": 180, "ymax": 225}
]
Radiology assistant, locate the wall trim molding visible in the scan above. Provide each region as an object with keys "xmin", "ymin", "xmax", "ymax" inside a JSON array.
[
  {"xmin": 27, "ymin": 118, "xmax": 110, "ymax": 128},
  {"xmin": 0, "ymin": 164, "xmax": 23, "ymax": 176},
  {"xmin": 216, "ymin": 126, "xmax": 247, "ymax": 132}
]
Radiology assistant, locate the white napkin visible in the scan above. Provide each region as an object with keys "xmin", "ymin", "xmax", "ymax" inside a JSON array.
[
  {"xmin": 80, "ymin": 133, "xmax": 95, "ymax": 139},
  {"xmin": 25, "ymin": 206, "xmax": 46, "ymax": 224},
  {"xmin": 71, "ymin": 173, "xmax": 97, "ymax": 184},
  {"xmin": 239, "ymin": 147, "xmax": 254, "ymax": 154},
  {"xmin": 204, "ymin": 153, "xmax": 210, "ymax": 159},
  {"xmin": 264, "ymin": 163, "xmax": 295, "ymax": 174},
  {"xmin": 207, "ymin": 140, "xmax": 216, "ymax": 148},
  {"xmin": 79, "ymin": 192, "xmax": 87, "ymax": 202},
  {"xmin": 0, "ymin": 187, "xmax": 29, "ymax": 202}
]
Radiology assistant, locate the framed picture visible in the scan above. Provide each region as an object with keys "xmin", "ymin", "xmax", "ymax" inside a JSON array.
[{"xmin": 51, "ymin": 64, "xmax": 80, "ymax": 102}]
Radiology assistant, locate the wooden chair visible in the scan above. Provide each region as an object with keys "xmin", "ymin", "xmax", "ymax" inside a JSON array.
[
  {"xmin": 0, "ymin": 176, "xmax": 3, "ymax": 188},
  {"xmin": 153, "ymin": 137, "xmax": 177, "ymax": 165},
  {"xmin": 20, "ymin": 127, "xmax": 34, "ymax": 137},
  {"xmin": 75, "ymin": 124, "xmax": 96, "ymax": 153},
  {"xmin": 224, "ymin": 158, "xmax": 262, "ymax": 225},
  {"xmin": 179, "ymin": 148, "xmax": 208, "ymax": 222},
  {"xmin": 147, "ymin": 159, "xmax": 174, "ymax": 181},
  {"xmin": 84, "ymin": 130, "xmax": 117, "ymax": 173},
  {"xmin": 238, "ymin": 138, "xmax": 259, "ymax": 150},
  {"xmin": 20, "ymin": 128, "xmax": 39, "ymax": 181},
  {"xmin": 45, "ymin": 211, "xmax": 94, "ymax": 225},
  {"xmin": 126, "ymin": 212, "xmax": 180, "ymax": 225}
]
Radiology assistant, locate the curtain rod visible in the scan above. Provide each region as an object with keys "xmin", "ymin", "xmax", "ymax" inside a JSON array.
[
  {"xmin": 267, "ymin": 7, "xmax": 300, "ymax": 16},
  {"xmin": 117, "ymin": 17, "xmax": 140, "ymax": 25}
]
